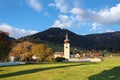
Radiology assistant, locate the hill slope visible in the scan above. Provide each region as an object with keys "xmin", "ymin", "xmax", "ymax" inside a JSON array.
[
  {"xmin": 17, "ymin": 28, "xmax": 120, "ymax": 51},
  {"xmin": 17, "ymin": 28, "xmax": 93, "ymax": 48},
  {"xmin": 85, "ymin": 31, "xmax": 120, "ymax": 51}
]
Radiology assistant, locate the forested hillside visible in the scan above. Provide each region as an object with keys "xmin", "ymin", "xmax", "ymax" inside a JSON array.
[{"xmin": 17, "ymin": 28, "xmax": 120, "ymax": 51}]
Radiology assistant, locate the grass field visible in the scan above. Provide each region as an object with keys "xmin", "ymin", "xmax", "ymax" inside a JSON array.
[{"xmin": 0, "ymin": 57, "xmax": 120, "ymax": 80}]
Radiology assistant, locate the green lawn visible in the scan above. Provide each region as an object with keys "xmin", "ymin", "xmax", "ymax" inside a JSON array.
[{"xmin": 0, "ymin": 57, "xmax": 120, "ymax": 80}]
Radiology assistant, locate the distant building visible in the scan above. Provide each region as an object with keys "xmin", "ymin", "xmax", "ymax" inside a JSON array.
[
  {"xmin": 54, "ymin": 52, "xmax": 64, "ymax": 58},
  {"xmin": 91, "ymin": 52, "xmax": 103, "ymax": 58},
  {"xmin": 9, "ymin": 53, "xmax": 16, "ymax": 62},
  {"xmin": 9, "ymin": 56, "xmax": 15, "ymax": 62}
]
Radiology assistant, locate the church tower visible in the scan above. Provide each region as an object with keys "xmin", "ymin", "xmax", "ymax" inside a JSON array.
[{"xmin": 64, "ymin": 33, "xmax": 70, "ymax": 59}]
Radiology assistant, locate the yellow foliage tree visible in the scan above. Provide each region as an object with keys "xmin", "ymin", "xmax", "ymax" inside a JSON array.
[{"xmin": 32, "ymin": 44, "xmax": 54, "ymax": 62}]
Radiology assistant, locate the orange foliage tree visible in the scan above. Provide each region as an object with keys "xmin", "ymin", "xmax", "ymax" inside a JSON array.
[{"xmin": 11, "ymin": 41, "xmax": 34, "ymax": 62}]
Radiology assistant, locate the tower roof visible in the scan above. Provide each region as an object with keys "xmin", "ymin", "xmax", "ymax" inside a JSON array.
[{"xmin": 64, "ymin": 33, "xmax": 70, "ymax": 43}]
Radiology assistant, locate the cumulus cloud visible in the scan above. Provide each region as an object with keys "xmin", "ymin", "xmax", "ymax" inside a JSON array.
[
  {"xmin": 71, "ymin": 8, "xmax": 84, "ymax": 15},
  {"xmin": 27, "ymin": 0, "xmax": 42, "ymax": 11},
  {"xmin": 96, "ymin": 3, "xmax": 120, "ymax": 24},
  {"xmin": 50, "ymin": 0, "xmax": 120, "ymax": 30},
  {"xmin": 55, "ymin": 0, "xmax": 69, "ymax": 13},
  {"xmin": 52, "ymin": 15, "xmax": 73, "ymax": 28},
  {"xmin": 0, "ymin": 23, "xmax": 38, "ymax": 38},
  {"xmin": 70, "ymin": 3, "xmax": 120, "ymax": 25},
  {"xmin": 49, "ymin": 0, "xmax": 72, "ymax": 13}
]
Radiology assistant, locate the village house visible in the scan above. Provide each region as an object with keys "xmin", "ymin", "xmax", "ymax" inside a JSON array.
[{"xmin": 54, "ymin": 52, "xmax": 64, "ymax": 58}]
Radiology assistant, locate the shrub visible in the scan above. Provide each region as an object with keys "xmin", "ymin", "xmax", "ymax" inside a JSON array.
[{"xmin": 55, "ymin": 57, "xmax": 65, "ymax": 62}]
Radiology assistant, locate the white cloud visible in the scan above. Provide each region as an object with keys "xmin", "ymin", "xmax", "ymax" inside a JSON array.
[
  {"xmin": 53, "ymin": 0, "xmax": 70, "ymax": 13},
  {"xmin": 52, "ymin": 15, "xmax": 73, "ymax": 28},
  {"xmin": 48, "ymin": 3, "xmax": 55, "ymax": 7},
  {"xmin": 70, "ymin": 8, "xmax": 87, "ymax": 22},
  {"xmin": 96, "ymin": 3, "xmax": 120, "ymax": 24},
  {"xmin": 0, "ymin": 23, "xmax": 38, "ymax": 38},
  {"xmin": 71, "ymin": 8, "xmax": 84, "ymax": 15},
  {"xmin": 70, "ymin": 3, "xmax": 120, "ymax": 25},
  {"xmin": 27, "ymin": 0, "xmax": 42, "ymax": 11},
  {"xmin": 91, "ymin": 23, "xmax": 102, "ymax": 31}
]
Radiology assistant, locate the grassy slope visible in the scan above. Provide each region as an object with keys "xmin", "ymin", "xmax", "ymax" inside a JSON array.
[{"xmin": 0, "ymin": 57, "xmax": 120, "ymax": 80}]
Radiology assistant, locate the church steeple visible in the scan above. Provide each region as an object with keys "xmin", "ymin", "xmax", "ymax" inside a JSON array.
[
  {"xmin": 64, "ymin": 33, "xmax": 70, "ymax": 43},
  {"xmin": 64, "ymin": 33, "xmax": 70, "ymax": 59}
]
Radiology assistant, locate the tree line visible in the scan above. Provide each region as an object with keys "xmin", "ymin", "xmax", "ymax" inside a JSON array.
[
  {"xmin": 0, "ymin": 31, "xmax": 54, "ymax": 62},
  {"xmin": 0, "ymin": 31, "xmax": 63, "ymax": 63},
  {"xmin": 10, "ymin": 41, "xmax": 54, "ymax": 63}
]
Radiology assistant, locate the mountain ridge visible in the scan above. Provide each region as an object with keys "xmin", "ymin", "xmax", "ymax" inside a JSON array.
[{"xmin": 17, "ymin": 28, "xmax": 120, "ymax": 51}]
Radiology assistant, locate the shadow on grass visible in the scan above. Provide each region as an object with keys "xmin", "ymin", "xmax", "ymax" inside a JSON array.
[
  {"xmin": 88, "ymin": 66, "xmax": 120, "ymax": 80},
  {"xmin": 0, "ymin": 70, "xmax": 3, "ymax": 71},
  {"xmin": 0, "ymin": 62, "xmax": 96, "ymax": 78}
]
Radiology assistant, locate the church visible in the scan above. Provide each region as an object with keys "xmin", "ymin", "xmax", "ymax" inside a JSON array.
[
  {"xmin": 63, "ymin": 33, "xmax": 101, "ymax": 62},
  {"xmin": 54, "ymin": 33, "xmax": 71, "ymax": 59},
  {"xmin": 64, "ymin": 33, "xmax": 70, "ymax": 59}
]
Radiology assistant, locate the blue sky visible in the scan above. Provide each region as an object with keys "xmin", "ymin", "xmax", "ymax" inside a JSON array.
[{"xmin": 0, "ymin": 0, "xmax": 120, "ymax": 38}]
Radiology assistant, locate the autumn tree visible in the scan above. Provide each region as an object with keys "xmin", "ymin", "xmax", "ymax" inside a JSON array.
[
  {"xmin": 0, "ymin": 32, "xmax": 13, "ymax": 62},
  {"xmin": 11, "ymin": 41, "xmax": 34, "ymax": 62},
  {"xmin": 32, "ymin": 44, "xmax": 54, "ymax": 62}
]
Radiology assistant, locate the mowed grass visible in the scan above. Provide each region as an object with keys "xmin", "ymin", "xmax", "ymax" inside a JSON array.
[{"xmin": 0, "ymin": 57, "xmax": 120, "ymax": 80}]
